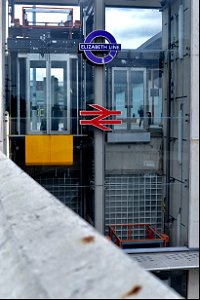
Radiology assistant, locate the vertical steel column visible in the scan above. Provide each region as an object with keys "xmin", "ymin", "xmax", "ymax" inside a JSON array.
[
  {"xmin": 0, "ymin": 0, "xmax": 6, "ymax": 152},
  {"xmin": 32, "ymin": 5, "xmax": 37, "ymax": 131},
  {"xmin": 165, "ymin": 2, "xmax": 172, "ymax": 228},
  {"xmin": 94, "ymin": 0, "xmax": 105, "ymax": 233},
  {"xmin": 151, "ymin": 70, "xmax": 155, "ymax": 124},
  {"xmin": 187, "ymin": 270, "xmax": 199, "ymax": 300}
]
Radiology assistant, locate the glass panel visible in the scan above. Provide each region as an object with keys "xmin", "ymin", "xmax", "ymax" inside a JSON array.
[
  {"xmin": 130, "ymin": 70, "xmax": 145, "ymax": 129},
  {"xmin": 51, "ymin": 61, "xmax": 68, "ymax": 132},
  {"xmin": 105, "ymin": 7, "xmax": 167, "ymax": 249},
  {"xmin": 113, "ymin": 69, "xmax": 128, "ymax": 130},
  {"xmin": 5, "ymin": 0, "xmax": 193, "ymax": 255},
  {"xmin": 71, "ymin": 59, "xmax": 78, "ymax": 135},
  {"xmin": 106, "ymin": 8, "xmax": 162, "ymax": 49},
  {"xmin": 29, "ymin": 61, "xmax": 47, "ymax": 133},
  {"xmin": 147, "ymin": 69, "xmax": 162, "ymax": 127},
  {"xmin": 153, "ymin": 270, "xmax": 188, "ymax": 298}
]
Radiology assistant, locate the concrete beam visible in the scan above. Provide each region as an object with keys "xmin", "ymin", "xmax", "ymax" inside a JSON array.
[{"xmin": 0, "ymin": 152, "xmax": 182, "ymax": 299}]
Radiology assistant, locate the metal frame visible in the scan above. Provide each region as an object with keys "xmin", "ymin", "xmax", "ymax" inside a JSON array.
[
  {"xmin": 104, "ymin": 0, "xmax": 161, "ymax": 8},
  {"xmin": 22, "ymin": 6, "xmax": 74, "ymax": 29},
  {"xmin": 11, "ymin": 0, "xmax": 79, "ymax": 6},
  {"xmin": 17, "ymin": 59, "xmax": 21, "ymax": 135},
  {"xmin": 105, "ymin": 174, "xmax": 164, "ymax": 237},
  {"xmin": 18, "ymin": 53, "xmax": 78, "ymax": 135},
  {"xmin": 12, "ymin": 0, "xmax": 161, "ymax": 7}
]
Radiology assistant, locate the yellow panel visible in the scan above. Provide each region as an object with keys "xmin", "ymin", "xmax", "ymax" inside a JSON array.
[
  {"xmin": 25, "ymin": 135, "xmax": 51, "ymax": 166},
  {"xmin": 25, "ymin": 135, "xmax": 73, "ymax": 166},
  {"xmin": 51, "ymin": 135, "xmax": 73, "ymax": 166}
]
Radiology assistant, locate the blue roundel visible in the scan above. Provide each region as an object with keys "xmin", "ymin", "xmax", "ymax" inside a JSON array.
[{"xmin": 81, "ymin": 30, "xmax": 121, "ymax": 65}]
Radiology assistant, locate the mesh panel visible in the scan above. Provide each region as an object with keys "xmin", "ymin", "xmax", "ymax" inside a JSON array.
[
  {"xmin": 105, "ymin": 174, "xmax": 163, "ymax": 239},
  {"xmin": 36, "ymin": 177, "xmax": 82, "ymax": 216}
]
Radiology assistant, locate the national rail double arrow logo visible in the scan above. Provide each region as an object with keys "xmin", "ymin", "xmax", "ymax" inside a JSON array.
[{"xmin": 80, "ymin": 104, "xmax": 122, "ymax": 131}]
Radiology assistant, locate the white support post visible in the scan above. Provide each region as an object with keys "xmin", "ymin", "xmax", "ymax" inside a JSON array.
[
  {"xmin": 188, "ymin": 1, "xmax": 199, "ymax": 298},
  {"xmin": 188, "ymin": 0, "xmax": 199, "ymax": 249}
]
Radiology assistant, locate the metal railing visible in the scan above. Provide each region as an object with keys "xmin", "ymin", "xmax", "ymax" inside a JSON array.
[
  {"xmin": 108, "ymin": 224, "xmax": 169, "ymax": 249},
  {"xmin": 0, "ymin": 151, "xmax": 182, "ymax": 299}
]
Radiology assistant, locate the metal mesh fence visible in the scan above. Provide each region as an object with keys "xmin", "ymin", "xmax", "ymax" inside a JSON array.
[
  {"xmin": 36, "ymin": 177, "xmax": 82, "ymax": 216},
  {"xmin": 105, "ymin": 174, "xmax": 164, "ymax": 239}
]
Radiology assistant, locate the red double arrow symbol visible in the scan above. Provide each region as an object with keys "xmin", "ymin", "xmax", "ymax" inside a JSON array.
[{"xmin": 80, "ymin": 104, "xmax": 122, "ymax": 131}]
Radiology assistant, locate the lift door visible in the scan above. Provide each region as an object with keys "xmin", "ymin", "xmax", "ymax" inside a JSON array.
[
  {"xmin": 22, "ymin": 53, "xmax": 77, "ymax": 135},
  {"xmin": 112, "ymin": 67, "xmax": 146, "ymax": 131}
]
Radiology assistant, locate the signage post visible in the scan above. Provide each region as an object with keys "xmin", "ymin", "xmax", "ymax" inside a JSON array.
[
  {"xmin": 94, "ymin": 0, "xmax": 105, "ymax": 234},
  {"xmin": 79, "ymin": 1, "xmax": 121, "ymax": 233}
]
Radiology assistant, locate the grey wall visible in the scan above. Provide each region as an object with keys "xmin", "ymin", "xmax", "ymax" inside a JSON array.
[{"xmin": 106, "ymin": 137, "xmax": 163, "ymax": 174}]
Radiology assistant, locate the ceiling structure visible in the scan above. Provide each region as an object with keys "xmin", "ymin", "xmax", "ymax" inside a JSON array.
[
  {"xmin": 12, "ymin": 0, "xmax": 79, "ymax": 6},
  {"xmin": 105, "ymin": 0, "xmax": 161, "ymax": 8},
  {"xmin": 12, "ymin": 0, "xmax": 161, "ymax": 8}
]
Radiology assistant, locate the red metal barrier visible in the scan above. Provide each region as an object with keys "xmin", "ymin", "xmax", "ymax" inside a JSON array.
[{"xmin": 108, "ymin": 224, "xmax": 169, "ymax": 248}]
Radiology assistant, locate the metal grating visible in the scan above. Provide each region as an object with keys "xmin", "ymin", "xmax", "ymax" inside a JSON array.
[
  {"xmin": 37, "ymin": 177, "xmax": 82, "ymax": 216},
  {"xmin": 105, "ymin": 174, "xmax": 163, "ymax": 239},
  {"xmin": 130, "ymin": 251, "xmax": 199, "ymax": 271}
]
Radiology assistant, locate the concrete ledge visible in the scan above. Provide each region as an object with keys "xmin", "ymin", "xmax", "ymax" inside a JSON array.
[{"xmin": 0, "ymin": 152, "xmax": 182, "ymax": 299}]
